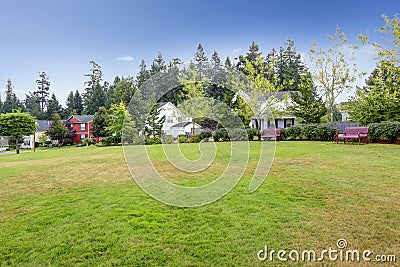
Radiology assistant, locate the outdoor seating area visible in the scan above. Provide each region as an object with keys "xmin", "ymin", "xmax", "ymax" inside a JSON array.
[{"xmin": 336, "ymin": 127, "xmax": 369, "ymax": 145}]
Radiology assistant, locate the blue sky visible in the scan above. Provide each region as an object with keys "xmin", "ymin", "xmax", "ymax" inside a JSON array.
[{"xmin": 0, "ymin": 0, "xmax": 399, "ymax": 105}]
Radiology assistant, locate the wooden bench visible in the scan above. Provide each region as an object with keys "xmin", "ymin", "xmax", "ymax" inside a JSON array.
[
  {"xmin": 336, "ymin": 127, "xmax": 369, "ymax": 145},
  {"xmin": 261, "ymin": 129, "xmax": 281, "ymax": 141}
]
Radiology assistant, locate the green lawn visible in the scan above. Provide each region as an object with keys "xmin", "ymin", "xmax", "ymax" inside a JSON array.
[{"xmin": 0, "ymin": 142, "xmax": 399, "ymax": 266}]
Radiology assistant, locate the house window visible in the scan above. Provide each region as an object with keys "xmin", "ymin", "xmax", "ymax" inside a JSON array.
[
  {"xmin": 80, "ymin": 134, "xmax": 86, "ymax": 140},
  {"xmin": 166, "ymin": 116, "xmax": 173, "ymax": 123},
  {"xmin": 80, "ymin": 123, "xmax": 86, "ymax": 130}
]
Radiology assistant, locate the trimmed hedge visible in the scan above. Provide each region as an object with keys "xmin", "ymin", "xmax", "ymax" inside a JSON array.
[
  {"xmin": 280, "ymin": 123, "xmax": 337, "ymax": 141},
  {"xmin": 368, "ymin": 121, "xmax": 400, "ymax": 143}
]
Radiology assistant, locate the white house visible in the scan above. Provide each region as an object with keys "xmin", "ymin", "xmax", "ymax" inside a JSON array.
[
  {"xmin": 169, "ymin": 122, "xmax": 203, "ymax": 137},
  {"xmin": 0, "ymin": 137, "xmax": 9, "ymax": 152},
  {"xmin": 21, "ymin": 120, "xmax": 51, "ymax": 149},
  {"xmin": 250, "ymin": 91, "xmax": 299, "ymax": 130}
]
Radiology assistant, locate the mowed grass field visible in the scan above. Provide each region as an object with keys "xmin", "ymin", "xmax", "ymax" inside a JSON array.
[{"xmin": 0, "ymin": 142, "xmax": 399, "ymax": 266}]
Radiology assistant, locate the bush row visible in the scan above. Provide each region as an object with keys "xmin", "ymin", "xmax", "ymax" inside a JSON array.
[
  {"xmin": 280, "ymin": 123, "xmax": 337, "ymax": 141},
  {"xmin": 368, "ymin": 121, "xmax": 400, "ymax": 143}
]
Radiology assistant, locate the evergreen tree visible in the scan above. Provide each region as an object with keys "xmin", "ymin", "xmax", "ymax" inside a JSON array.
[
  {"xmin": 45, "ymin": 93, "xmax": 63, "ymax": 120},
  {"xmin": 34, "ymin": 72, "xmax": 50, "ymax": 114},
  {"xmin": 349, "ymin": 61, "xmax": 400, "ymax": 124},
  {"xmin": 236, "ymin": 41, "xmax": 263, "ymax": 74},
  {"xmin": 83, "ymin": 60, "xmax": 105, "ymax": 114},
  {"xmin": 150, "ymin": 52, "xmax": 167, "ymax": 75},
  {"xmin": 0, "ymin": 93, "xmax": 3, "ymax": 113},
  {"xmin": 145, "ymin": 101, "xmax": 166, "ymax": 140},
  {"xmin": 45, "ymin": 113, "xmax": 68, "ymax": 146},
  {"xmin": 194, "ymin": 43, "xmax": 209, "ymax": 79},
  {"xmin": 224, "ymin": 56, "xmax": 233, "ymax": 70},
  {"xmin": 3, "ymin": 79, "xmax": 22, "ymax": 113},
  {"xmin": 290, "ymin": 74, "xmax": 327, "ymax": 123},
  {"xmin": 136, "ymin": 59, "xmax": 151, "ymax": 89},
  {"xmin": 92, "ymin": 106, "xmax": 109, "ymax": 138},
  {"xmin": 24, "ymin": 92, "xmax": 42, "ymax": 118},
  {"xmin": 74, "ymin": 90, "xmax": 84, "ymax": 115},
  {"xmin": 65, "ymin": 91, "xmax": 75, "ymax": 117}
]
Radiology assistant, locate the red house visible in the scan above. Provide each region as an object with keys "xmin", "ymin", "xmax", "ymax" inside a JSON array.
[{"xmin": 66, "ymin": 115, "xmax": 95, "ymax": 144}]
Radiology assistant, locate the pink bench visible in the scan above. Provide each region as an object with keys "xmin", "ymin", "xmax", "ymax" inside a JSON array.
[
  {"xmin": 261, "ymin": 129, "xmax": 281, "ymax": 141},
  {"xmin": 336, "ymin": 127, "xmax": 369, "ymax": 145}
]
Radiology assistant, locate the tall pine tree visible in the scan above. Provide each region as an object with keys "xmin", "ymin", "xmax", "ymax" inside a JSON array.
[
  {"xmin": 3, "ymin": 79, "xmax": 22, "ymax": 113},
  {"xmin": 83, "ymin": 60, "xmax": 105, "ymax": 114},
  {"xmin": 45, "ymin": 93, "xmax": 63, "ymax": 120},
  {"xmin": 34, "ymin": 72, "xmax": 50, "ymax": 114}
]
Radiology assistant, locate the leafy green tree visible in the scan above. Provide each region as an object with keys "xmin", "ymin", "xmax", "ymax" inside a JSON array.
[
  {"xmin": 111, "ymin": 76, "xmax": 136, "ymax": 106},
  {"xmin": 38, "ymin": 133, "xmax": 49, "ymax": 147},
  {"xmin": 24, "ymin": 92, "xmax": 42, "ymax": 118},
  {"xmin": 308, "ymin": 26, "xmax": 359, "ymax": 122},
  {"xmin": 45, "ymin": 93, "xmax": 63, "ymax": 120},
  {"xmin": 290, "ymin": 74, "xmax": 327, "ymax": 123},
  {"xmin": 349, "ymin": 62, "xmax": 400, "ymax": 124},
  {"xmin": 45, "ymin": 114, "xmax": 67, "ymax": 146},
  {"xmin": 106, "ymin": 102, "xmax": 127, "ymax": 142},
  {"xmin": 92, "ymin": 106, "xmax": 109, "ymax": 138},
  {"xmin": 3, "ymin": 79, "xmax": 22, "ymax": 113},
  {"xmin": 34, "ymin": 72, "xmax": 50, "ymax": 114},
  {"xmin": 0, "ymin": 111, "xmax": 36, "ymax": 154}
]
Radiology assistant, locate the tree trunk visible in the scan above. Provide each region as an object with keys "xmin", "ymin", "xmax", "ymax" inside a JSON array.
[{"xmin": 15, "ymin": 138, "xmax": 20, "ymax": 154}]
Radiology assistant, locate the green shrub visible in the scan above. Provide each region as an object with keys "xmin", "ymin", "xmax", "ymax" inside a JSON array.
[
  {"xmin": 82, "ymin": 138, "xmax": 95, "ymax": 146},
  {"xmin": 162, "ymin": 135, "xmax": 174, "ymax": 144},
  {"xmin": 200, "ymin": 130, "xmax": 212, "ymax": 140},
  {"xmin": 368, "ymin": 121, "xmax": 400, "ymax": 143},
  {"xmin": 145, "ymin": 137, "xmax": 162, "ymax": 145},
  {"xmin": 281, "ymin": 123, "xmax": 337, "ymax": 141},
  {"xmin": 228, "ymin": 128, "xmax": 248, "ymax": 141},
  {"xmin": 188, "ymin": 134, "xmax": 201, "ymax": 143},
  {"xmin": 246, "ymin": 128, "xmax": 259, "ymax": 141},
  {"xmin": 178, "ymin": 135, "xmax": 187, "ymax": 143},
  {"xmin": 213, "ymin": 128, "xmax": 229, "ymax": 142}
]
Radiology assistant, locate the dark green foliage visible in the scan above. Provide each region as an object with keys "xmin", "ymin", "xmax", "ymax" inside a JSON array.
[
  {"xmin": 0, "ymin": 111, "xmax": 36, "ymax": 154},
  {"xmin": 368, "ymin": 121, "xmax": 400, "ymax": 143},
  {"xmin": 3, "ymin": 79, "xmax": 23, "ymax": 113},
  {"xmin": 213, "ymin": 128, "xmax": 229, "ymax": 141},
  {"xmin": 144, "ymin": 101, "xmax": 166, "ymax": 139},
  {"xmin": 83, "ymin": 61, "xmax": 106, "ymax": 114},
  {"xmin": 349, "ymin": 61, "xmax": 400, "ymax": 125},
  {"xmin": 34, "ymin": 72, "xmax": 50, "ymax": 114},
  {"xmin": 45, "ymin": 114, "xmax": 68, "ymax": 145},
  {"xmin": 246, "ymin": 128, "xmax": 259, "ymax": 141},
  {"xmin": 45, "ymin": 93, "xmax": 63, "ymax": 120},
  {"xmin": 280, "ymin": 124, "xmax": 337, "ymax": 141},
  {"xmin": 24, "ymin": 93, "xmax": 42, "ymax": 119},
  {"xmin": 200, "ymin": 130, "xmax": 212, "ymax": 140},
  {"xmin": 145, "ymin": 137, "xmax": 162, "ymax": 145},
  {"xmin": 92, "ymin": 107, "xmax": 109, "ymax": 138},
  {"xmin": 290, "ymin": 74, "xmax": 327, "ymax": 123}
]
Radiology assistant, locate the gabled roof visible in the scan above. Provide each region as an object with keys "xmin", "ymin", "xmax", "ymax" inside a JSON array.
[
  {"xmin": 68, "ymin": 115, "xmax": 94, "ymax": 123},
  {"xmin": 259, "ymin": 91, "xmax": 300, "ymax": 101},
  {"xmin": 171, "ymin": 122, "xmax": 202, "ymax": 128},
  {"xmin": 36, "ymin": 120, "xmax": 52, "ymax": 131},
  {"xmin": 159, "ymin": 102, "xmax": 169, "ymax": 108}
]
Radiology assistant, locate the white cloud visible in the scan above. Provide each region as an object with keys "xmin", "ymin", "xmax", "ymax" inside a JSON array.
[
  {"xmin": 117, "ymin": 55, "xmax": 134, "ymax": 62},
  {"xmin": 232, "ymin": 47, "xmax": 242, "ymax": 53}
]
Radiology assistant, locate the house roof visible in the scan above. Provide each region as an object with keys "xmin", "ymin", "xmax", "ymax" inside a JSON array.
[
  {"xmin": 69, "ymin": 115, "xmax": 94, "ymax": 123},
  {"xmin": 159, "ymin": 102, "xmax": 169, "ymax": 108},
  {"xmin": 259, "ymin": 91, "xmax": 300, "ymax": 101},
  {"xmin": 171, "ymin": 122, "xmax": 202, "ymax": 128},
  {"xmin": 36, "ymin": 120, "xmax": 52, "ymax": 131}
]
